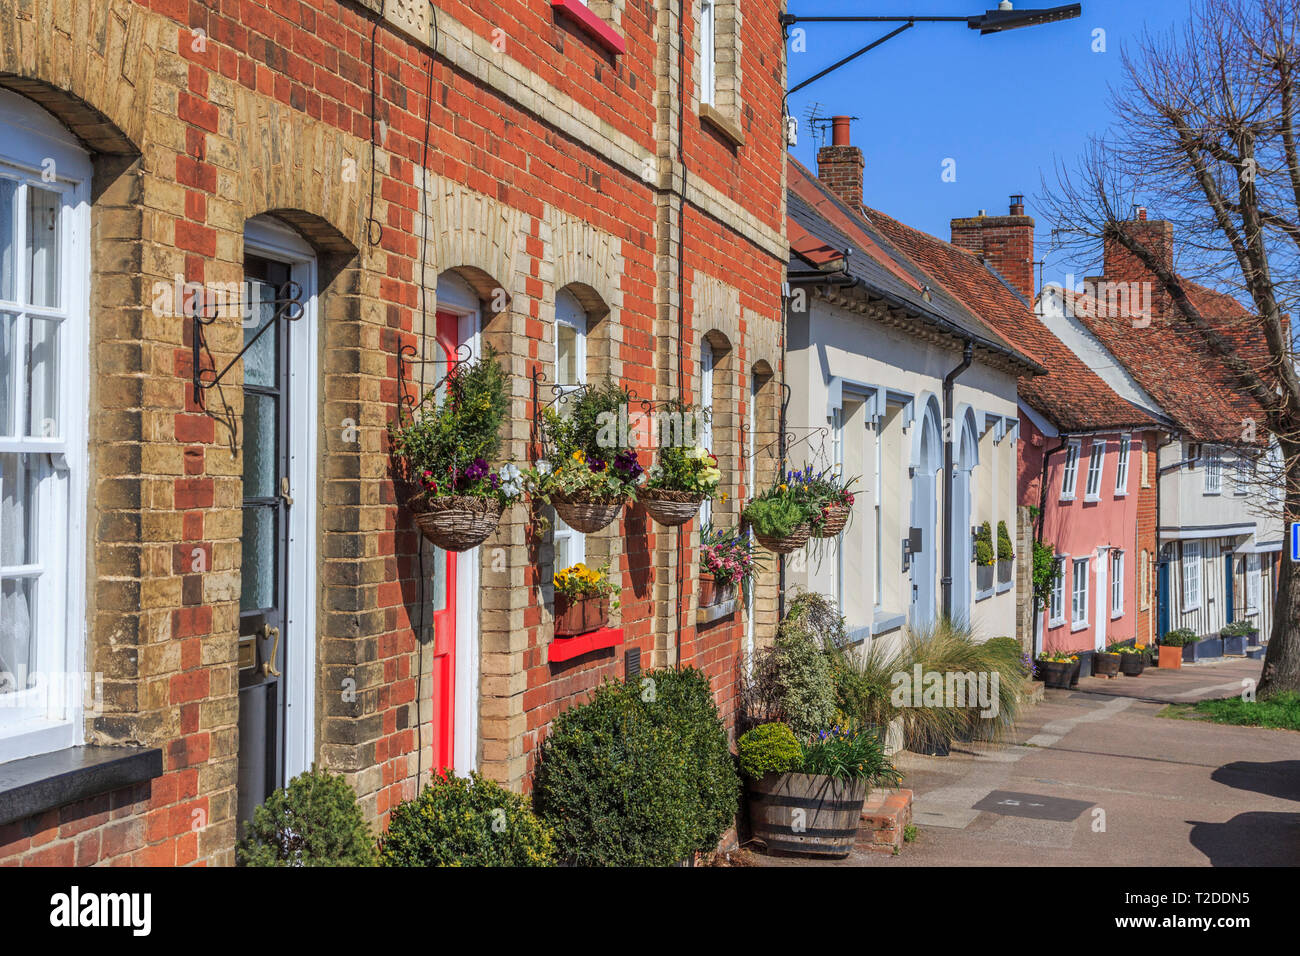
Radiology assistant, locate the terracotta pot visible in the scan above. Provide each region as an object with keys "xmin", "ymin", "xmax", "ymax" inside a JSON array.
[
  {"xmin": 1094, "ymin": 652, "xmax": 1120, "ymax": 678},
  {"xmin": 699, "ymin": 573, "xmax": 735, "ymax": 608},
  {"xmin": 1158, "ymin": 645, "xmax": 1183, "ymax": 670},
  {"xmin": 553, "ymin": 593, "xmax": 610, "ymax": 637}
]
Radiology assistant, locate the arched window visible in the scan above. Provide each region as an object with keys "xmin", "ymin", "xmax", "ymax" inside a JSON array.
[
  {"xmin": 0, "ymin": 91, "xmax": 91, "ymax": 762},
  {"xmin": 553, "ymin": 289, "xmax": 587, "ymax": 571}
]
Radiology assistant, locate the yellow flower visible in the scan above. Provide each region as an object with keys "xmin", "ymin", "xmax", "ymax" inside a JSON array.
[
  {"xmin": 572, "ymin": 450, "xmax": 585, "ymax": 462},
  {"xmin": 778, "ymin": 483, "xmax": 788, "ymax": 492}
]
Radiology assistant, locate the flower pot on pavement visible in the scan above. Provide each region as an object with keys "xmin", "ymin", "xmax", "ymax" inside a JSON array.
[
  {"xmin": 1038, "ymin": 660, "xmax": 1073, "ymax": 689},
  {"xmin": 1119, "ymin": 653, "xmax": 1145, "ymax": 676},
  {"xmin": 1158, "ymin": 645, "xmax": 1183, "ymax": 669},
  {"xmin": 1094, "ymin": 652, "xmax": 1121, "ymax": 678},
  {"xmin": 747, "ymin": 773, "xmax": 869, "ymax": 859}
]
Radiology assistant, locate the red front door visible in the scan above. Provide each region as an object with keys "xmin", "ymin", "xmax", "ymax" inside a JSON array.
[{"xmin": 430, "ymin": 310, "xmax": 459, "ymax": 773}]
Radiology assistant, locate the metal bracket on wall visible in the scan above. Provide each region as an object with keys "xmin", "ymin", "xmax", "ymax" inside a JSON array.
[{"xmin": 190, "ymin": 281, "xmax": 303, "ymax": 407}]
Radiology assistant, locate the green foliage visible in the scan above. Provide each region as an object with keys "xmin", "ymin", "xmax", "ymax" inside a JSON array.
[
  {"xmin": 743, "ymin": 593, "xmax": 840, "ymax": 740},
  {"xmin": 648, "ymin": 443, "xmax": 721, "ymax": 494},
  {"xmin": 1162, "ymin": 628, "xmax": 1199, "ymax": 647},
  {"xmin": 801, "ymin": 725, "xmax": 901, "ymax": 784},
  {"xmin": 737, "ymin": 722, "xmax": 803, "ymax": 780},
  {"xmin": 380, "ymin": 771, "xmax": 553, "ymax": 866},
  {"xmin": 975, "ymin": 521, "xmax": 995, "ymax": 567},
  {"xmin": 388, "ymin": 346, "xmax": 510, "ymax": 495},
  {"xmin": 544, "ymin": 377, "xmax": 636, "ymax": 460},
  {"xmin": 1031, "ymin": 539, "xmax": 1061, "ymax": 603},
  {"xmin": 532, "ymin": 667, "xmax": 740, "ymax": 866},
  {"xmin": 996, "ymin": 520, "xmax": 1015, "ymax": 561},
  {"xmin": 1189, "ymin": 692, "xmax": 1300, "ymax": 730},
  {"xmin": 1221, "ymin": 620, "xmax": 1257, "ymax": 637},
  {"xmin": 237, "ymin": 767, "xmax": 377, "ymax": 867},
  {"xmin": 742, "ymin": 492, "xmax": 811, "ymax": 538}
]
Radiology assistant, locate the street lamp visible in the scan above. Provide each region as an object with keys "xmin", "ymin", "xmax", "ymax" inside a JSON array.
[{"xmin": 781, "ymin": 3, "xmax": 1082, "ymax": 99}]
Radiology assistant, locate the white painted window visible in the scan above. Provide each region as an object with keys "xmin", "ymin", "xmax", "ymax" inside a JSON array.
[
  {"xmin": 1181, "ymin": 541, "xmax": 1203, "ymax": 611},
  {"xmin": 1048, "ymin": 560, "xmax": 1065, "ymax": 626},
  {"xmin": 1060, "ymin": 440, "xmax": 1080, "ymax": 500},
  {"xmin": 1110, "ymin": 550, "xmax": 1124, "ymax": 617},
  {"xmin": 1071, "ymin": 557, "xmax": 1089, "ymax": 629},
  {"xmin": 1139, "ymin": 550, "xmax": 1150, "ymax": 611},
  {"xmin": 1234, "ymin": 455, "xmax": 1252, "ymax": 496},
  {"xmin": 700, "ymin": 0, "xmax": 717, "ymax": 107},
  {"xmin": 553, "ymin": 290, "xmax": 586, "ymax": 572},
  {"xmin": 1084, "ymin": 439, "xmax": 1105, "ymax": 501},
  {"xmin": 1140, "ymin": 437, "xmax": 1150, "ymax": 487},
  {"xmin": 1246, "ymin": 553, "xmax": 1261, "ymax": 613},
  {"xmin": 699, "ymin": 338, "xmax": 714, "ymax": 527},
  {"xmin": 1114, "ymin": 434, "xmax": 1130, "ymax": 495},
  {"xmin": 1203, "ymin": 447, "xmax": 1222, "ymax": 495},
  {"xmin": 0, "ymin": 92, "xmax": 90, "ymax": 763}
]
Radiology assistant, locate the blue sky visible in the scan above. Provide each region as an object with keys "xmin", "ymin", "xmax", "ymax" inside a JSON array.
[{"xmin": 784, "ymin": 0, "xmax": 1195, "ymax": 286}]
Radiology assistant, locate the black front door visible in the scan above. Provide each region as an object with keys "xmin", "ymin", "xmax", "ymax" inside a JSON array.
[{"xmin": 236, "ymin": 255, "xmax": 292, "ymax": 829}]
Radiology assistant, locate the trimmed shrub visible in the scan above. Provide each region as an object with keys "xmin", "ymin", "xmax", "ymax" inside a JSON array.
[
  {"xmin": 533, "ymin": 667, "xmax": 740, "ymax": 866},
  {"xmin": 381, "ymin": 771, "xmax": 554, "ymax": 867},
  {"xmin": 737, "ymin": 723, "xmax": 803, "ymax": 780},
  {"xmin": 742, "ymin": 590, "xmax": 838, "ymax": 739},
  {"xmin": 237, "ymin": 767, "xmax": 377, "ymax": 867}
]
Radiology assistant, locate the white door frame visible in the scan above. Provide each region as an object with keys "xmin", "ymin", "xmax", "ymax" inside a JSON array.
[
  {"xmin": 244, "ymin": 217, "xmax": 318, "ymax": 780},
  {"xmin": 434, "ymin": 272, "xmax": 482, "ymax": 776},
  {"xmin": 1095, "ymin": 546, "xmax": 1109, "ymax": 651}
]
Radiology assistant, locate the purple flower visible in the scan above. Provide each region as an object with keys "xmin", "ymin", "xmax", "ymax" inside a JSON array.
[{"xmin": 589, "ymin": 457, "xmax": 607, "ymax": 473}]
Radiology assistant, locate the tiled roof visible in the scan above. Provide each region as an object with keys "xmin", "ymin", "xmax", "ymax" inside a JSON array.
[
  {"xmin": 848, "ymin": 204, "xmax": 1161, "ymax": 433},
  {"xmin": 1056, "ymin": 280, "xmax": 1270, "ymax": 445},
  {"xmin": 787, "ymin": 157, "xmax": 1044, "ymax": 375}
]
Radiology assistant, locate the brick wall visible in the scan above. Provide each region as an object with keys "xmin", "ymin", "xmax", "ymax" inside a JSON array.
[
  {"xmin": 950, "ymin": 198, "xmax": 1036, "ymax": 302},
  {"xmin": 0, "ymin": 0, "xmax": 785, "ymax": 865}
]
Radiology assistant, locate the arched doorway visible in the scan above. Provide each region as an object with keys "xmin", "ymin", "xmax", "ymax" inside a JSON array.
[
  {"xmin": 909, "ymin": 396, "xmax": 943, "ymax": 631},
  {"xmin": 950, "ymin": 407, "xmax": 980, "ymax": 626}
]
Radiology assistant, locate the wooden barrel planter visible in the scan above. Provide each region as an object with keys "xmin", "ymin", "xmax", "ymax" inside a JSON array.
[
  {"xmin": 752, "ymin": 523, "xmax": 812, "ymax": 555},
  {"xmin": 1094, "ymin": 652, "xmax": 1120, "ymax": 678},
  {"xmin": 639, "ymin": 487, "xmax": 705, "ymax": 527},
  {"xmin": 410, "ymin": 495, "xmax": 503, "ymax": 552},
  {"xmin": 1119, "ymin": 653, "xmax": 1145, "ymax": 676},
  {"xmin": 747, "ymin": 773, "xmax": 868, "ymax": 859},
  {"xmin": 554, "ymin": 594, "xmax": 610, "ymax": 636},
  {"xmin": 552, "ymin": 492, "xmax": 625, "ymax": 533},
  {"xmin": 699, "ymin": 574, "xmax": 735, "ymax": 608},
  {"xmin": 812, "ymin": 503, "xmax": 850, "ymax": 538},
  {"xmin": 1038, "ymin": 660, "xmax": 1073, "ymax": 689}
]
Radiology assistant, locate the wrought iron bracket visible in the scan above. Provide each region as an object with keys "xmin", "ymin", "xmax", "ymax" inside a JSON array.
[{"xmin": 191, "ymin": 281, "xmax": 303, "ymax": 407}]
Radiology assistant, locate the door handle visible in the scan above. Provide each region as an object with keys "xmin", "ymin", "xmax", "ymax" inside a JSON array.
[
  {"xmin": 261, "ymin": 624, "xmax": 281, "ymax": 677},
  {"xmin": 279, "ymin": 476, "xmax": 294, "ymax": 507}
]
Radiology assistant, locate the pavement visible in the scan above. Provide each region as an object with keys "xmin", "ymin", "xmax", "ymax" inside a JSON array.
[{"xmin": 753, "ymin": 656, "xmax": 1300, "ymax": 866}]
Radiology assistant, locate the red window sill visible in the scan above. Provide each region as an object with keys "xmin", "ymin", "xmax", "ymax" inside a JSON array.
[
  {"xmin": 549, "ymin": 626, "xmax": 624, "ymax": 663},
  {"xmin": 551, "ymin": 0, "xmax": 627, "ymax": 56}
]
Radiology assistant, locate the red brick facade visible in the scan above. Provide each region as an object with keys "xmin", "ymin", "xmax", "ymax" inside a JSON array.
[{"xmin": 0, "ymin": 0, "xmax": 786, "ymax": 865}]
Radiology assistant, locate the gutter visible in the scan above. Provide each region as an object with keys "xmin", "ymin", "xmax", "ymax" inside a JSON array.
[{"xmin": 941, "ymin": 340, "xmax": 974, "ymax": 620}]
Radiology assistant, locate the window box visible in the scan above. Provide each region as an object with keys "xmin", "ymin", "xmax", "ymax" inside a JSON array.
[
  {"xmin": 996, "ymin": 558, "xmax": 1013, "ymax": 586},
  {"xmin": 976, "ymin": 564, "xmax": 994, "ymax": 593},
  {"xmin": 548, "ymin": 625, "xmax": 624, "ymax": 663},
  {"xmin": 554, "ymin": 593, "xmax": 610, "ymax": 636},
  {"xmin": 551, "ymin": 0, "xmax": 627, "ymax": 56},
  {"xmin": 699, "ymin": 573, "xmax": 734, "ymax": 609}
]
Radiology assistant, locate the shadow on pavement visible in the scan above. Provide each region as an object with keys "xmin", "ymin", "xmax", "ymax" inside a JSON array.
[
  {"xmin": 1212, "ymin": 760, "xmax": 1300, "ymax": 803},
  {"xmin": 1187, "ymin": 811, "xmax": 1300, "ymax": 866}
]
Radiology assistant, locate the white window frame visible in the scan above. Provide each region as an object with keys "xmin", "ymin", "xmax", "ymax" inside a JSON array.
[
  {"xmin": 1234, "ymin": 454, "xmax": 1252, "ymax": 496},
  {"xmin": 1060, "ymin": 440, "xmax": 1080, "ymax": 501},
  {"xmin": 552, "ymin": 290, "xmax": 587, "ymax": 573},
  {"xmin": 1071, "ymin": 556, "xmax": 1089, "ymax": 631},
  {"xmin": 1048, "ymin": 559, "xmax": 1065, "ymax": 627},
  {"xmin": 1110, "ymin": 550, "xmax": 1124, "ymax": 618},
  {"xmin": 699, "ymin": 338, "xmax": 714, "ymax": 527},
  {"xmin": 1246, "ymin": 553, "xmax": 1261, "ymax": 614},
  {"xmin": 700, "ymin": 0, "xmax": 717, "ymax": 107},
  {"xmin": 1203, "ymin": 447, "xmax": 1222, "ymax": 495},
  {"xmin": 1084, "ymin": 439, "xmax": 1105, "ymax": 501},
  {"xmin": 1114, "ymin": 434, "xmax": 1130, "ymax": 496},
  {"xmin": 1139, "ymin": 550, "xmax": 1150, "ymax": 611},
  {"xmin": 1181, "ymin": 541, "xmax": 1203, "ymax": 612},
  {"xmin": 0, "ymin": 90, "xmax": 91, "ymax": 764},
  {"xmin": 1140, "ymin": 437, "xmax": 1150, "ymax": 487}
]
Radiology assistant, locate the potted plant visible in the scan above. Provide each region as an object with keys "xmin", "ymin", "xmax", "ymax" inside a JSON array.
[
  {"xmin": 742, "ymin": 470, "xmax": 819, "ymax": 554},
  {"xmin": 1094, "ymin": 641, "xmax": 1123, "ymax": 678},
  {"xmin": 1036, "ymin": 650, "xmax": 1078, "ymax": 689},
  {"xmin": 996, "ymin": 520, "xmax": 1015, "ymax": 586},
  {"xmin": 1159, "ymin": 629, "xmax": 1197, "ymax": 669},
  {"xmin": 805, "ymin": 470, "xmax": 858, "ymax": 539},
  {"xmin": 529, "ymin": 379, "xmax": 642, "ymax": 533},
  {"xmin": 699, "ymin": 524, "xmax": 761, "ymax": 608},
  {"xmin": 1118, "ymin": 644, "xmax": 1146, "ymax": 676},
  {"xmin": 389, "ymin": 346, "xmax": 524, "ymax": 551},
  {"xmin": 552, "ymin": 562, "xmax": 618, "ymax": 636},
  {"xmin": 975, "ymin": 522, "xmax": 995, "ymax": 592},
  {"xmin": 641, "ymin": 410, "xmax": 721, "ymax": 526},
  {"xmin": 739, "ymin": 722, "xmax": 899, "ymax": 860},
  {"xmin": 1220, "ymin": 620, "xmax": 1254, "ymax": 656}
]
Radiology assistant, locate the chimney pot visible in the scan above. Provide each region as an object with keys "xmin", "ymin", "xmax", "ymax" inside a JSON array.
[
  {"xmin": 1137, "ymin": 206, "xmax": 1148, "ymax": 221},
  {"xmin": 831, "ymin": 115, "xmax": 852, "ymax": 146},
  {"xmin": 1010, "ymin": 194, "xmax": 1025, "ymax": 216}
]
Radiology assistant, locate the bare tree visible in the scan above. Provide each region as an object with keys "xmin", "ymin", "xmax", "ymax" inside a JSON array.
[{"xmin": 1042, "ymin": 0, "xmax": 1300, "ymax": 698}]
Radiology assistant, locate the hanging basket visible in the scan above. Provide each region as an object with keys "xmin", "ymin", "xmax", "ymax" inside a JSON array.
[
  {"xmin": 639, "ymin": 487, "xmax": 706, "ymax": 527},
  {"xmin": 552, "ymin": 491, "xmax": 626, "ymax": 533},
  {"xmin": 409, "ymin": 494, "xmax": 503, "ymax": 551},
  {"xmin": 752, "ymin": 522, "xmax": 812, "ymax": 555},
  {"xmin": 812, "ymin": 503, "xmax": 851, "ymax": 538}
]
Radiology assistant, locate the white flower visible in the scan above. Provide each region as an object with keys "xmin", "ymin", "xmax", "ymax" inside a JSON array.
[
  {"xmin": 536, "ymin": 460, "xmax": 553, "ymax": 476},
  {"xmin": 501, "ymin": 478, "xmax": 523, "ymax": 497},
  {"xmin": 649, "ymin": 464, "xmax": 663, "ymax": 480},
  {"xmin": 500, "ymin": 462, "xmax": 521, "ymax": 482},
  {"xmin": 636, "ymin": 472, "xmax": 648, "ymax": 485}
]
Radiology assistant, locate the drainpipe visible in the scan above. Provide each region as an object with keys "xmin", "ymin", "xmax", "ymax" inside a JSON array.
[{"xmin": 941, "ymin": 341, "xmax": 974, "ymax": 620}]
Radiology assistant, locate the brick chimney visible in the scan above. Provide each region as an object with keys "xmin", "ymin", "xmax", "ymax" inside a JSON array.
[
  {"xmin": 950, "ymin": 195, "xmax": 1036, "ymax": 300},
  {"xmin": 1103, "ymin": 207, "xmax": 1174, "ymax": 284},
  {"xmin": 816, "ymin": 115, "xmax": 864, "ymax": 210}
]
